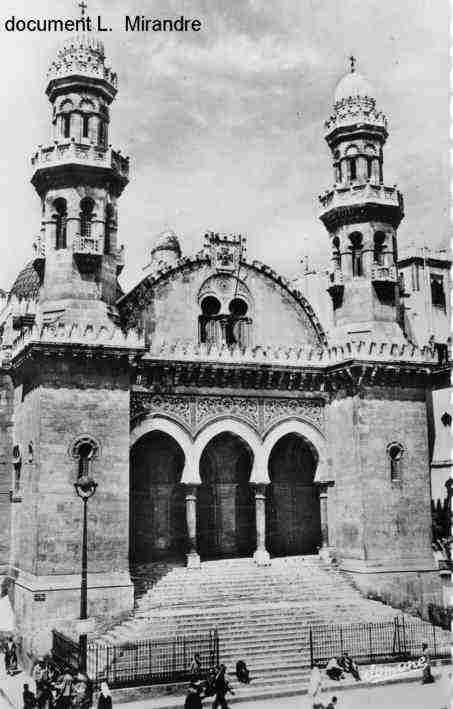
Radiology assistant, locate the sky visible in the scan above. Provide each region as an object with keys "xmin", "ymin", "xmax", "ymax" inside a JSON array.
[{"xmin": 0, "ymin": 0, "xmax": 449, "ymax": 292}]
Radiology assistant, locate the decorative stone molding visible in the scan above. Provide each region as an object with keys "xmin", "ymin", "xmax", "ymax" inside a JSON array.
[
  {"xmin": 131, "ymin": 394, "xmax": 191, "ymax": 429},
  {"xmin": 196, "ymin": 396, "xmax": 259, "ymax": 430},
  {"xmin": 263, "ymin": 398, "xmax": 324, "ymax": 430}
]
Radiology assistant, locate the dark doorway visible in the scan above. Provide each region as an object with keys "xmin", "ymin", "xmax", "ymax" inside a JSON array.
[
  {"xmin": 129, "ymin": 431, "xmax": 186, "ymax": 566},
  {"xmin": 198, "ymin": 432, "xmax": 255, "ymax": 559},
  {"xmin": 267, "ymin": 433, "xmax": 320, "ymax": 556}
]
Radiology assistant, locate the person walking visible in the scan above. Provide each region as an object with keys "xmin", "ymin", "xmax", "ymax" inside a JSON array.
[
  {"xmin": 307, "ymin": 664, "xmax": 324, "ymax": 709},
  {"xmin": 97, "ymin": 682, "xmax": 112, "ymax": 709},
  {"xmin": 54, "ymin": 671, "xmax": 73, "ymax": 709},
  {"xmin": 184, "ymin": 681, "xmax": 203, "ymax": 709},
  {"xmin": 235, "ymin": 660, "xmax": 250, "ymax": 684},
  {"xmin": 420, "ymin": 642, "xmax": 435, "ymax": 684},
  {"xmin": 23, "ymin": 683, "xmax": 37, "ymax": 709},
  {"xmin": 212, "ymin": 664, "xmax": 234, "ymax": 709},
  {"xmin": 189, "ymin": 653, "xmax": 202, "ymax": 681},
  {"xmin": 326, "ymin": 697, "xmax": 338, "ymax": 709}
]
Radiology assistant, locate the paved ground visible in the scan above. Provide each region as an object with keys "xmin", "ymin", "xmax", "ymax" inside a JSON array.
[{"xmin": 122, "ymin": 669, "xmax": 452, "ymax": 709}]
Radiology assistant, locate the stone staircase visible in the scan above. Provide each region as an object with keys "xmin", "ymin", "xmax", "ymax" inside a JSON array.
[{"xmin": 94, "ymin": 555, "xmax": 427, "ymax": 701}]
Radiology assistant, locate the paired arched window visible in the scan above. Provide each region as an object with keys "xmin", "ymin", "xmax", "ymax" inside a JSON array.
[
  {"xmin": 199, "ymin": 296, "xmax": 251, "ymax": 348},
  {"xmin": 388, "ymin": 442, "xmax": 404, "ymax": 483},
  {"xmin": 349, "ymin": 232, "xmax": 363, "ymax": 277},
  {"xmin": 54, "ymin": 198, "xmax": 67, "ymax": 250},
  {"xmin": 80, "ymin": 198, "xmax": 95, "ymax": 238}
]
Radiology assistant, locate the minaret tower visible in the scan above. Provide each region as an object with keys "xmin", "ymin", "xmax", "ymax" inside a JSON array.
[
  {"xmin": 31, "ymin": 1, "xmax": 128, "ymax": 324},
  {"xmin": 319, "ymin": 58, "xmax": 405, "ymax": 341}
]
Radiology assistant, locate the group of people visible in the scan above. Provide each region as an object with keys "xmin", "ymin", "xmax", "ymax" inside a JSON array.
[
  {"xmin": 185, "ymin": 655, "xmax": 251, "ymax": 708},
  {"xmin": 325, "ymin": 651, "xmax": 361, "ymax": 682},
  {"xmin": 22, "ymin": 659, "xmax": 112, "ymax": 709}
]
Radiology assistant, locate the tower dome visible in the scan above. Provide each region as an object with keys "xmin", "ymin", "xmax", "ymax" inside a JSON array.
[
  {"xmin": 8, "ymin": 263, "xmax": 41, "ymax": 302},
  {"xmin": 151, "ymin": 229, "xmax": 182, "ymax": 258},
  {"xmin": 334, "ymin": 70, "xmax": 374, "ymax": 104}
]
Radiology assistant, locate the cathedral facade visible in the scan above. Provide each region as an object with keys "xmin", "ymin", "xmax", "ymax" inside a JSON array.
[{"xmin": 0, "ymin": 33, "xmax": 446, "ymax": 653}]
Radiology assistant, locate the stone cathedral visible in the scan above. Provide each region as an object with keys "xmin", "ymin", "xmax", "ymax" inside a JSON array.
[{"xmin": 0, "ymin": 32, "xmax": 447, "ymax": 653}]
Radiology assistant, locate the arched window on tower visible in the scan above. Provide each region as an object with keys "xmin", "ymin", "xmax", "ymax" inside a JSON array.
[
  {"xmin": 82, "ymin": 114, "xmax": 90, "ymax": 139},
  {"xmin": 63, "ymin": 114, "xmax": 71, "ymax": 138},
  {"xmin": 71, "ymin": 437, "xmax": 99, "ymax": 481},
  {"xmin": 98, "ymin": 121, "xmax": 107, "ymax": 148},
  {"xmin": 80, "ymin": 197, "xmax": 95, "ymax": 239},
  {"xmin": 349, "ymin": 232, "xmax": 363, "ymax": 277},
  {"xmin": 387, "ymin": 442, "xmax": 404, "ymax": 483},
  {"xmin": 349, "ymin": 158, "xmax": 357, "ymax": 181},
  {"xmin": 373, "ymin": 231, "xmax": 386, "ymax": 265},
  {"xmin": 104, "ymin": 204, "xmax": 114, "ymax": 254},
  {"xmin": 54, "ymin": 198, "xmax": 67, "ymax": 250},
  {"xmin": 332, "ymin": 236, "xmax": 341, "ymax": 270}
]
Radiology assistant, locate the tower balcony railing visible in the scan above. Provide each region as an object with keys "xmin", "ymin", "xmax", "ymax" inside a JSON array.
[
  {"xmin": 319, "ymin": 183, "xmax": 403, "ymax": 213},
  {"xmin": 327, "ymin": 269, "xmax": 344, "ymax": 288},
  {"xmin": 371, "ymin": 264, "xmax": 398, "ymax": 283},
  {"xmin": 31, "ymin": 140, "xmax": 129, "ymax": 181},
  {"xmin": 73, "ymin": 235, "xmax": 102, "ymax": 256}
]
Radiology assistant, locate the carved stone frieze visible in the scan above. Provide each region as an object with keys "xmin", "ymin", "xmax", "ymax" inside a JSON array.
[
  {"xmin": 131, "ymin": 393, "xmax": 191, "ymax": 428},
  {"xmin": 263, "ymin": 397, "xmax": 324, "ymax": 430},
  {"xmin": 195, "ymin": 396, "xmax": 259, "ymax": 429}
]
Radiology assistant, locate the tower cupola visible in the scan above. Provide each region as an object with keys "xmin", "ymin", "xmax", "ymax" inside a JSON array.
[
  {"xmin": 30, "ymin": 1, "xmax": 129, "ymax": 324},
  {"xmin": 319, "ymin": 58, "xmax": 405, "ymax": 342}
]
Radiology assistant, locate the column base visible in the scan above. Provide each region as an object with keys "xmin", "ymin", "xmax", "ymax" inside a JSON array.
[
  {"xmin": 186, "ymin": 551, "xmax": 201, "ymax": 570},
  {"xmin": 318, "ymin": 546, "xmax": 332, "ymax": 562},
  {"xmin": 253, "ymin": 549, "xmax": 271, "ymax": 567}
]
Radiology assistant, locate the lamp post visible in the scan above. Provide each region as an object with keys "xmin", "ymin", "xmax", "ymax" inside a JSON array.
[{"xmin": 74, "ymin": 475, "xmax": 97, "ymax": 620}]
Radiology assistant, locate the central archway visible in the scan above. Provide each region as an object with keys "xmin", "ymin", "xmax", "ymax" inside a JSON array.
[
  {"xmin": 129, "ymin": 430, "xmax": 186, "ymax": 566},
  {"xmin": 267, "ymin": 433, "xmax": 321, "ymax": 556},
  {"xmin": 197, "ymin": 432, "xmax": 256, "ymax": 559}
]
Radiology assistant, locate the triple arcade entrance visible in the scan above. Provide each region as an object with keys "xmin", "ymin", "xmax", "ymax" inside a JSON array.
[{"xmin": 129, "ymin": 428, "xmax": 322, "ymax": 567}]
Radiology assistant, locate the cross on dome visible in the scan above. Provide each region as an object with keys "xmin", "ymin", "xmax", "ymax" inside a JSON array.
[
  {"xmin": 349, "ymin": 54, "xmax": 356, "ymax": 73},
  {"xmin": 78, "ymin": 0, "xmax": 88, "ymax": 18}
]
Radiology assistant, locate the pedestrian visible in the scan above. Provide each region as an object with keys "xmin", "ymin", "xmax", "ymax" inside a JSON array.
[
  {"xmin": 23, "ymin": 683, "xmax": 37, "ymax": 709},
  {"xmin": 211, "ymin": 664, "xmax": 234, "ymax": 709},
  {"xmin": 54, "ymin": 670, "xmax": 73, "ymax": 709},
  {"xmin": 235, "ymin": 659, "xmax": 250, "ymax": 684},
  {"xmin": 189, "ymin": 653, "xmax": 202, "ymax": 681},
  {"xmin": 326, "ymin": 696, "xmax": 338, "ymax": 709},
  {"xmin": 97, "ymin": 682, "xmax": 112, "ymax": 709},
  {"xmin": 184, "ymin": 681, "xmax": 203, "ymax": 709},
  {"xmin": 325, "ymin": 657, "xmax": 343, "ymax": 681},
  {"xmin": 420, "ymin": 642, "xmax": 435, "ymax": 684},
  {"xmin": 307, "ymin": 664, "xmax": 324, "ymax": 709},
  {"xmin": 5, "ymin": 636, "xmax": 18, "ymax": 675}
]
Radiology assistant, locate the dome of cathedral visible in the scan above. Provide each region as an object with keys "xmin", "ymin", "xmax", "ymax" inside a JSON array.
[
  {"xmin": 47, "ymin": 33, "xmax": 117, "ymax": 90},
  {"xmin": 151, "ymin": 229, "xmax": 182, "ymax": 257},
  {"xmin": 334, "ymin": 70, "xmax": 374, "ymax": 104},
  {"xmin": 8, "ymin": 262, "xmax": 41, "ymax": 301}
]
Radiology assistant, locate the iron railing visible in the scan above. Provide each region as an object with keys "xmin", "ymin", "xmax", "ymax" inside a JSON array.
[
  {"xmin": 309, "ymin": 616, "xmax": 451, "ymax": 668},
  {"xmin": 52, "ymin": 629, "xmax": 219, "ymax": 689}
]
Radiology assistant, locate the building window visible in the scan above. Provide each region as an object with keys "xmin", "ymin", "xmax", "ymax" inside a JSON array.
[
  {"xmin": 226, "ymin": 298, "xmax": 251, "ymax": 347},
  {"xmin": 387, "ymin": 442, "xmax": 404, "ymax": 483},
  {"xmin": 198, "ymin": 295, "xmax": 251, "ymax": 348},
  {"xmin": 430, "ymin": 275, "xmax": 446, "ymax": 310},
  {"xmin": 71, "ymin": 437, "xmax": 99, "ymax": 479},
  {"xmin": 441, "ymin": 412, "xmax": 452, "ymax": 427},
  {"xmin": 63, "ymin": 114, "xmax": 71, "ymax": 138},
  {"xmin": 349, "ymin": 232, "xmax": 363, "ymax": 277},
  {"xmin": 12, "ymin": 444, "xmax": 22, "ymax": 494},
  {"xmin": 199, "ymin": 296, "xmax": 222, "ymax": 345},
  {"xmin": 411, "ymin": 263, "xmax": 420, "ymax": 291},
  {"xmin": 349, "ymin": 158, "xmax": 357, "ymax": 181},
  {"xmin": 80, "ymin": 197, "xmax": 95, "ymax": 238},
  {"xmin": 98, "ymin": 121, "xmax": 107, "ymax": 148},
  {"xmin": 104, "ymin": 204, "xmax": 114, "ymax": 254},
  {"xmin": 373, "ymin": 231, "xmax": 386, "ymax": 265},
  {"xmin": 54, "ymin": 198, "xmax": 67, "ymax": 250},
  {"xmin": 82, "ymin": 114, "xmax": 90, "ymax": 139}
]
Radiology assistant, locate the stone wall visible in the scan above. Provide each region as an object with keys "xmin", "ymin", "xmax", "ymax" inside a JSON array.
[{"xmin": 0, "ymin": 374, "xmax": 13, "ymax": 574}]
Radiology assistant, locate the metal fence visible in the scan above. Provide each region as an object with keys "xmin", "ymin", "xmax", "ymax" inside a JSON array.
[
  {"xmin": 52, "ymin": 629, "xmax": 219, "ymax": 689},
  {"xmin": 309, "ymin": 616, "xmax": 451, "ymax": 668},
  {"xmin": 52, "ymin": 630, "xmax": 81, "ymax": 673}
]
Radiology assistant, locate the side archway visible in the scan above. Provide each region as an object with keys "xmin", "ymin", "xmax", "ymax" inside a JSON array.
[
  {"xmin": 130, "ymin": 416, "xmax": 195, "ymax": 482},
  {"xmin": 193, "ymin": 418, "xmax": 264, "ymax": 482}
]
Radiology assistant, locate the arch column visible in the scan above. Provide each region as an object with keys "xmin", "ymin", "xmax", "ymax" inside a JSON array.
[
  {"xmin": 252, "ymin": 483, "xmax": 271, "ymax": 566},
  {"xmin": 317, "ymin": 481, "xmax": 334, "ymax": 561},
  {"xmin": 184, "ymin": 483, "xmax": 201, "ymax": 569}
]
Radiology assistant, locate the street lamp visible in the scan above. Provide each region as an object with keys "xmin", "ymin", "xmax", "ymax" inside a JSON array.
[{"xmin": 74, "ymin": 475, "xmax": 97, "ymax": 620}]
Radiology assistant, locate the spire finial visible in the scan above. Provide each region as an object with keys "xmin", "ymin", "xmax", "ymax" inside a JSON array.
[
  {"xmin": 349, "ymin": 55, "xmax": 356, "ymax": 73},
  {"xmin": 78, "ymin": 0, "xmax": 88, "ymax": 18}
]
